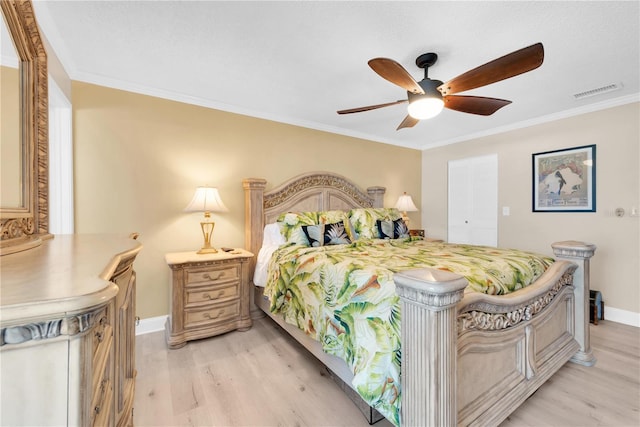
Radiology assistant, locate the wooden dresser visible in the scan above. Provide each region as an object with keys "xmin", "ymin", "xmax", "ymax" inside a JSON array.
[
  {"xmin": 165, "ymin": 249, "xmax": 253, "ymax": 349},
  {"xmin": 0, "ymin": 235, "xmax": 142, "ymax": 426}
]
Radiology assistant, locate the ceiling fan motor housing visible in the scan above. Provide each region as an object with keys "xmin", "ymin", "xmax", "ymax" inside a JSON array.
[{"xmin": 408, "ymin": 79, "xmax": 444, "ymax": 102}]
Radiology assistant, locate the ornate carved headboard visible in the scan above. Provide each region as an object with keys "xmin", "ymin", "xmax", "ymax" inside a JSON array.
[{"xmin": 243, "ymin": 171, "xmax": 385, "ymax": 278}]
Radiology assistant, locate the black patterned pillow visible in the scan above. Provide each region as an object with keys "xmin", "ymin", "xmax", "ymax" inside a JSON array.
[
  {"xmin": 323, "ymin": 221, "xmax": 352, "ymax": 245},
  {"xmin": 376, "ymin": 218, "xmax": 409, "ymax": 239},
  {"xmin": 302, "ymin": 224, "xmax": 325, "ymax": 247}
]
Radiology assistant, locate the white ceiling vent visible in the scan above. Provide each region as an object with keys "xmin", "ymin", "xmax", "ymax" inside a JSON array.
[{"xmin": 573, "ymin": 83, "xmax": 623, "ymax": 100}]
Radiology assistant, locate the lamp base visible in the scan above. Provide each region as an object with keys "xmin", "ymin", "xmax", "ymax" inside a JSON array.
[
  {"xmin": 196, "ymin": 220, "xmax": 218, "ymax": 254},
  {"xmin": 197, "ymin": 246, "xmax": 218, "ymax": 254},
  {"xmin": 402, "ymin": 212, "xmax": 411, "ymax": 228}
]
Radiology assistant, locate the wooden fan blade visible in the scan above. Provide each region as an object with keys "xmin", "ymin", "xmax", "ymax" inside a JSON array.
[
  {"xmin": 368, "ymin": 58, "xmax": 425, "ymax": 94},
  {"xmin": 438, "ymin": 43, "xmax": 544, "ymax": 96},
  {"xmin": 397, "ymin": 115, "xmax": 419, "ymax": 130},
  {"xmin": 337, "ymin": 100, "xmax": 407, "ymax": 115},
  {"xmin": 444, "ymin": 95, "xmax": 512, "ymax": 115}
]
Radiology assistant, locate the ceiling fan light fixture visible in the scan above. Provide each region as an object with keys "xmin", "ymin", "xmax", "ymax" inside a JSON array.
[
  {"xmin": 407, "ymin": 95, "xmax": 444, "ymax": 120},
  {"xmin": 407, "ymin": 78, "xmax": 444, "ymax": 120}
]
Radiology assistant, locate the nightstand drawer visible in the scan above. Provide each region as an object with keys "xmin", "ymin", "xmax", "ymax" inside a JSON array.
[
  {"xmin": 185, "ymin": 282, "xmax": 239, "ymax": 307},
  {"xmin": 185, "ymin": 264, "xmax": 240, "ymax": 286},
  {"xmin": 184, "ymin": 300, "xmax": 240, "ymax": 328}
]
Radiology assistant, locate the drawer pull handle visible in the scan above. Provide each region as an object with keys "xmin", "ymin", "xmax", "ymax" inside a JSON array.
[
  {"xmin": 203, "ymin": 290, "xmax": 225, "ymax": 300},
  {"xmin": 203, "ymin": 272, "xmax": 224, "ymax": 281},
  {"xmin": 95, "ymin": 405, "xmax": 101, "ymax": 415},
  {"xmin": 203, "ymin": 310, "xmax": 223, "ymax": 320}
]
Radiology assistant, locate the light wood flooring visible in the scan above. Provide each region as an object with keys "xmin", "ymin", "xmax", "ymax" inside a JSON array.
[{"xmin": 134, "ymin": 318, "xmax": 639, "ymax": 426}]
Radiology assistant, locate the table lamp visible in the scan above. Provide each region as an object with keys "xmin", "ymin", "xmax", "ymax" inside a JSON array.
[
  {"xmin": 394, "ymin": 192, "xmax": 418, "ymax": 227},
  {"xmin": 184, "ymin": 186, "xmax": 228, "ymax": 254}
]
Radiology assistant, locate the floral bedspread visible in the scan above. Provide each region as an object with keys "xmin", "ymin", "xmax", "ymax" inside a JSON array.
[{"xmin": 263, "ymin": 238, "xmax": 554, "ymax": 426}]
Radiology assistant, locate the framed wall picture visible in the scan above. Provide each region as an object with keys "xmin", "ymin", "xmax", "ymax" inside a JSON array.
[{"xmin": 532, "ymin": 144, "xmax": 596, "ymax": 212}]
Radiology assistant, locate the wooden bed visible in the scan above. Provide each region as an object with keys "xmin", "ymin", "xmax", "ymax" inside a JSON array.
[{"xmin": 243, "ymin": 171, "xmax": 596, "ymax": 426}]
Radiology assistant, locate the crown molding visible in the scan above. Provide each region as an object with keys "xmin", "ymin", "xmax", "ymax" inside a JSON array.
[
  {"xmin": 421, "ymin": 93, "xmax": 640, "ymax": 150},
  {"xmin": 70, "ymin": 70, "xmax": 638, "ymax": 153}
]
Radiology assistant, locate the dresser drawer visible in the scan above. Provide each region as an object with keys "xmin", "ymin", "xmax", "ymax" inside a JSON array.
[
  {"xmin": 184, "ymin": 300, "xmax": 240, "ymax": 328},
  {"xmin": 185, "ymin": 264, "xmax": 240, "ymax": 286},
  {"xmin": 185, "ymin": 282, "xmax": 239, "ymax": 307}
]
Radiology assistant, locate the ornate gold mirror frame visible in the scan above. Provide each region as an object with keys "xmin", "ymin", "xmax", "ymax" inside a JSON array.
[{"xmin": 0, "ymin": 0, "xmax": 49, "ymax": 255}]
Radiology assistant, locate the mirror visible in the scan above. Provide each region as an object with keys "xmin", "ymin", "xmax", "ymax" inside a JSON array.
[
  {"xmin": 0, "ymin": 0, "xmax": 49, "ymax": 255},
  {"xmin": 1, "ymin": 11, "xmax": 23, "ymax": 208}
]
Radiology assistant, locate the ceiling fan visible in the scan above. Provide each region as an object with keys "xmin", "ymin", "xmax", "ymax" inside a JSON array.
[{"xmin": 337, "ymin": 43, "xmax": 544, "ymax": 130}]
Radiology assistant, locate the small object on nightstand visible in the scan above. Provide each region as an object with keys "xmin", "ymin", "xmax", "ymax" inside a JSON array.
[
  {"xmin": 221, "ymin": 247, "xmax": 234, "ymax": 252},
  {"xmin": 410, "ymin": 229, "xmax": 425, "ymax": 237}
]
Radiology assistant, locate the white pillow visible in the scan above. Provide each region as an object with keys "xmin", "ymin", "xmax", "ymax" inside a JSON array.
[
  {"xmin": 263, "ymin": 222, "xmax": 285, "ymax": 246},
  {"xmin": 253, "ymin": 223, "xmax": 285, "ymax": 287}
]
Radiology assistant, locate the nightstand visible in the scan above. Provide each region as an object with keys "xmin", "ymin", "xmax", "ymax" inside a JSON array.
[
  {"xmin": 165, "ymin": 249, "xmax": 254, "ymax": 349},
  {"xmin": 425, "ymin": 237, "xmax": 444, "ymax": 243},
  {"xmin": 410, "ymin": 229, "xmax": 444, "ymax": 243}
]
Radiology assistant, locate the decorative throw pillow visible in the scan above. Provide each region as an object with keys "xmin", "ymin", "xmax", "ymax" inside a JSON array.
[
  {"xmin": 349, "ymin": 208, "xmax": 403, "ymax": 239},
  {"xmin": 320, "ymin": 210, "xmax": 350, "ymax": 225},
  {"xmin": 323, "ymin": 221, "xmax": 352, "ymax": 245},
  {"xmin": 302, "ymin": 224, "xmax": 325, "ymax": 247},
  {"xmin": 376, "ymin": 218, "xmax": 409, "ymax": 239},
  {"xmin": 278, "ymin": 212, "xmax": 320, "ymax": 245},
  {"xmin": 277, "ymin": 210, "xmax": 350, "ymax": 245}
]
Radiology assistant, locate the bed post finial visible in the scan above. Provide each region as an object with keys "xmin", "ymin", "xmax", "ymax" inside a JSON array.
[
  {"xmin": 367, "ymin": 186, "xmax": 386, "ymax": 208},
  {"xmin": 552, "ymin": 240, "xmax": 597, "ymax": 367},
  {"xmin": 394, "ymin": 268, "xmax": 468, "ymax": 427},
  {"xmin": 243, "ymin": 178, "xmax": 267, "ymax": 318}
]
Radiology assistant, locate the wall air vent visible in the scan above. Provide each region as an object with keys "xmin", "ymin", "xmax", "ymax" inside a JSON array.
[{"xmin": 573, "ymin": 83, "xmax": 622, "ymax": 100}]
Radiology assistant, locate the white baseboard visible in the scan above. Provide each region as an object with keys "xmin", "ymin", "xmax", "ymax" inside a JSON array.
[
  {"xmin": 136, "ymin": 315, "xmax": 168, "ymax": 336},
  {"xmin": 603, "ymin": 306, "xmax": 640, "ymax": 328},
  {"xmin": 133, "ymin": 307, "xmax": 638, "ymax": 336}
]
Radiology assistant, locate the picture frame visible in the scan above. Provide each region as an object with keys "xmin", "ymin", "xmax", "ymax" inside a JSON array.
[{"xmin": 532, "ymin": 144, "xmax": 596, "ymax": 212}]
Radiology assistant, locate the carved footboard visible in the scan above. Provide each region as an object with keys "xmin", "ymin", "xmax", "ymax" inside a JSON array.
[
  {"xmin": 243, "ymin": 175, "xmax": 597, "ymax": 426},
  {"xmin": 394, "ymin": 241, "xmax": 596, "ymax": 427}
]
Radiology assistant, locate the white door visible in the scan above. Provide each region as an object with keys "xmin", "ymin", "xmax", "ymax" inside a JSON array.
[{"xmin": 448, "ymin": 154, "xmax": 498, "ymax": 246}]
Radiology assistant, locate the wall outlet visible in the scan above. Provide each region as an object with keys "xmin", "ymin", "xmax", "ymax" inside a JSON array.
[{"xmin": 502, "ymin": 206, "xmax": 510, "ymax": 216}]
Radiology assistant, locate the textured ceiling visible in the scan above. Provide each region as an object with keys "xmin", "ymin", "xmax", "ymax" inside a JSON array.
[{"xmin": 26, "ymin": 1, "xmax": 640, "ymax": 149}]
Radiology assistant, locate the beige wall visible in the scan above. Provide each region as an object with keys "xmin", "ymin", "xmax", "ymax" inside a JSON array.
[
  {"xmin": 422, "ymin": 102, "xmax": 640, "ymax": 316},
  {"xmin": 72, "ymin": 81, "xmax": 422, "ymax": 319}
]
